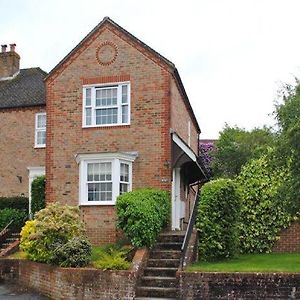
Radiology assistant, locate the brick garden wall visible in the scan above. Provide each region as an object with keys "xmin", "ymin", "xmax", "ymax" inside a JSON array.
[
  {"xmin": 273, "ymin": 221, "xmax": 300, "ymax": 253},
  {"xmin": 0, "ymin": 106, "xmax": 45, "ymax": 197},
  {"xmin": 0, "ymin": 249, "xmax": 148, "ymax": 300},
  {"xmin": 178, "ymin": 271, "xmax": 300, "ymax": 299}
]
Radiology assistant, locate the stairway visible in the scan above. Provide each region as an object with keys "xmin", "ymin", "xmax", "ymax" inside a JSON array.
[
  {"xmin": 135, "ymin": 231, "xmax": 185, "ymax": 300},
  {"xmin": 0, "ymin": 232, "xmax": 20, "ymax": 256}
]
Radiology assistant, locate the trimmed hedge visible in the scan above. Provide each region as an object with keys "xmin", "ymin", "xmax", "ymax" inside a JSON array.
[
  {"xmin": 0, "ymin": 197, "xmax": 29, "ymax": 211},
  {"xmin": 116, "ymin": 188, "xmax": 170, "ymax": 247},
  {"xmin": 197, "ymin": 179, "xmax": 241, "ymax": 261},
  {"xmin": 31, "ymin": 175, "xmax": 46, "ymax": 216}
]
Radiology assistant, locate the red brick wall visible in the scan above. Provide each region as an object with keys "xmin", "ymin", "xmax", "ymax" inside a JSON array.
[
  {"xmin": 45, "ymin": 23, "xmax": 172, "ymax": 244},
  {"xmin": 170, "ymin": 77, "xmax": 199, "ymax": 154},
  {"xmin": 272, "ymin": 221, "xmax": 300, "ymax": 253},
  {"xmin": 0, "ymin": 106, "xmax": 45, "ymax": 197},
  {"xmin": 0, "ymin": 249, "xmax": 148, "ymax": 300}
]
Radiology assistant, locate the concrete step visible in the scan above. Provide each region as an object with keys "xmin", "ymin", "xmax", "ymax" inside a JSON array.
[
  {"xmin": 136, "ymin": 286, "xmax": 177, "ymax": 298},
  {"xmin": 158, "ymin": 232, "xmax": 185, "ymax": 243},
  {"xmin": 148, "ymin": 259, "xmax": 180, "ymax": 268},
  {"xmin": 144, "ymin": 267, "xmax": 177, "ymax": 277},
  {"xmin": 141, "ymin": 276, "xmax": 178, "ymax": 288},
  {"xmin": 135, "ymin": 298, "xmax": 175, "ymax": 300},
  {"xmin": 154, "ymin": 242, "xmax": 182, "ymax": 250},
  {"xmin": 150, "ymin": 250, "xmax": 181, "ymax": 260}
]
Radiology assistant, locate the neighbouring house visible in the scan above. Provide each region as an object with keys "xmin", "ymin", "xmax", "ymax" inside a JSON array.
[
  {"xmin": 0, "ymin": 17, "xmax": 206, "ymax": 244},
  {"xmin": 0, "ymin": 44, "xmax": 46, "ymax": 215}
]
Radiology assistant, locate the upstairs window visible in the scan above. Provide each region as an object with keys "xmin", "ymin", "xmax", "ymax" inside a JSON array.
[
  {"xmin": 83, "ymin": 82, "xmax": 130, "ymax": 127},
  {"xmin": 35, "ymin": 113, "xmax": 46, "ymax": 148}
]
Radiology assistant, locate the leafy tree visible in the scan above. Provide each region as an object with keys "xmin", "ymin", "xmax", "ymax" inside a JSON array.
[
  {"xmin": 274, "ymin": 80, "xmax": 300, "ymax": 213},
  {"xmin": 212, "ymin": 125, "xmax": 275, "ymax": 178}
]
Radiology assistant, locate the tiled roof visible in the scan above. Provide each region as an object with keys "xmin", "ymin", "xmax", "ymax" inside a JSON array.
[{"xmin": 0, "ymin": 68, "xmax": 47, "ymax": 109}]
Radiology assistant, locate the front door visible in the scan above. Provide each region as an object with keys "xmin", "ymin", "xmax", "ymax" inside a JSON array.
[{"xmin": 171, "ymin": 168, "xmax": 182, "ymax": 230}]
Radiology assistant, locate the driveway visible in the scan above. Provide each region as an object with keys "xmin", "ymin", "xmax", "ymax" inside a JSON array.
[{"xmin": 0, "ymin": 282, "xmax": 49, "ymax": 299}]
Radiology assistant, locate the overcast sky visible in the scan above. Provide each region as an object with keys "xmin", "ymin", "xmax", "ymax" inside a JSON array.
[{"xmin": 1, "ymin": 0, "xmax": 300, "ymax": 138}]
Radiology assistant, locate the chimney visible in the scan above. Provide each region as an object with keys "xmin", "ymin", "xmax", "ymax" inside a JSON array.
[{"xmin": 0, "ymin": 43, "xmax": 20, "ymax": 79}]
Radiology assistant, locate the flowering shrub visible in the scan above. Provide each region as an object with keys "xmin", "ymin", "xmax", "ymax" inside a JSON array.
[{"xmin": 199, "ymin": 142, "xmax": 215, "ymax": 176}]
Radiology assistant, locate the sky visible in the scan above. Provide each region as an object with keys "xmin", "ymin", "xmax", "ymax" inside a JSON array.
[{"xmin": 1, "ymin": 0, "xmax": 300, "ymax": 139}]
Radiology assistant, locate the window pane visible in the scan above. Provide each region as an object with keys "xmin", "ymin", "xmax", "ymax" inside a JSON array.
[
  {"xmin": 37, "ymin": 114, "xmax": 46, "ymax": 128},
  {"xmin": 122, "ymin": 85, "xmax": 128, "ymax": 104},
  {"xmin": 37, "ymin": 130, "xmax": 46, "ymax": 145},
  {"xmin": 120, "ymin": 163, "xmax": 129, "ymax": 182},
  {"xmin": 96, "ymin": 87, "xmax": 118, "ymax": 107},
  {"xmin": 85, "ymin": 88, "xmax": 91, "ymax": 106},
  {"xmin": 85, "ymin": 108, "xmax": 92, "ymax": 125},
  {"xmin": 120, "ymin": 183, "xmax": 129, "ymax": 195},
  {"xmin": 96, "ymin": 108, "xmax": 118, "ymax": 125},
  {"xmin": 122, "ymin": 105, "xmax": 128, "ymax": 123},
  {"xmin": 87, "ymin": 162, "xmax": 112, "ymax": 182}
]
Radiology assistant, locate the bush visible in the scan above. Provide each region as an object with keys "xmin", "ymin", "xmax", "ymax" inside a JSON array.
[
  {"xmin": 31, "ymin": 176, "xmax": 46, "ymax": 216},
  {"xmin": 92, "ymin": 245, "xmax": 131, "ymax": 270},
  {"xmin": 196, "ymin": 179, "xmax": 241, "ymax": 261},
  {"xmin": 51, "ymin": 237, "xmax": 91, "ymax": 267},
  {"xmin": 236, "ymin": 154, "xmax": 291, "ymax": 253},
  {"xmin": 116, "ymin": 188, "xmax": 170, "ymax": 247},
  {"xmin": 0, "ymin": 208, "xmax": 27, "ymax": 231},
  {"xmin": 0, "ymin": 196, "xmax": 28, "ymax": 211},
  {"xmin": 20, "ymin": 203, "xmax": 90, "ymax": 266}
]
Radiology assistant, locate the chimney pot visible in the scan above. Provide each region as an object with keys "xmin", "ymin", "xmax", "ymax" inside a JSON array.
[
  {"xmin": 1, "ymin": 45, "xmax": 7, "ymax": 53},
  {"xmin": 9, "ymin": 43, "xmax": 16, "ymax": 52}
]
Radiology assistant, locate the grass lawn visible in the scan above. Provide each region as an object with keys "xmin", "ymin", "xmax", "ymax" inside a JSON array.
[{"xmin": 188, "ymin": 253, "xmax": 300, "ymax": 273}]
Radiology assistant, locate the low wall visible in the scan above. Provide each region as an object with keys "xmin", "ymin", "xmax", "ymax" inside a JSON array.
[
  {"xmin": 273, "ymin": 221, "xmax": 300, "ymax": 253},
  {"xmin": 0, "ymin": 248, "xmax": 147, "ymax": 300},
  {"xmin": 178, "ymin": 271, "xmax": 300, "ymax": 299}
]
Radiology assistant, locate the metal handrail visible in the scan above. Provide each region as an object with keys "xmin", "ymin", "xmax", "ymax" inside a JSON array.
[
  {"xmin": 180, "ymin": 190, "xmax": 200, "ymax": 269},
  {"xmin": 0, "ymin": 220, "xmax": 13, "ymax": 236}
]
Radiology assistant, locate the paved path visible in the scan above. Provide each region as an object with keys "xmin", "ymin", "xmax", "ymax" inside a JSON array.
[{"xmin": 0, "ymin": 282, "xmax": 49, "ymax": 299}]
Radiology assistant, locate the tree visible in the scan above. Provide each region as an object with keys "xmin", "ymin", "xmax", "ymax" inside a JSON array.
[
  {"xmin": 275, "ymin": 80, "xmax": 300, "ymax": 213},
  {"xmin": 212, "ymin": 125, "xmax": 275, "ymax": 178}
]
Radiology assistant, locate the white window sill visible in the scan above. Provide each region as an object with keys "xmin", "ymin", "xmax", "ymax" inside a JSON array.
[
  {"xmin": 82, "ymin": 123, "xmax": 130, "ymax": 128},
  {"xmin": 79, "ymin": 202, "xmax": 116, "ymax": 206},
  {"xmin": 34, "ymin": 145, "xmax": 46, "ymax": 149}
]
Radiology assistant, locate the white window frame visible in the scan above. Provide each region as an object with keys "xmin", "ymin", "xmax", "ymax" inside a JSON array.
[
  {"xmin": 82, "ymin": 81, "xmax": 130, "ymax": 128},
  {"xmin": 76, "ymin": 152, "xmax": 137, "ymax": 206},
  {"xmin": 35, "ymin": 112, "xmax": 46, "ymax": 148}
]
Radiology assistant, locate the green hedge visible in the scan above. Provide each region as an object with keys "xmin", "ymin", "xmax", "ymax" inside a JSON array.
[
  {"xmin": 0, "ymin": 197, "xmax": 28, "ymax": 211},
  {"xmin": 236, "ymin": 154, "xmax": 291, "ymax": 253},
  {"xmin": 197, "ymin": 179, "xmax": 241, "ymax": 261},
  {"xmin": 31, "ymin": 175, "xmax": 46, "ymax": 216},
  {"xmin": 116, "ymin": 188, "xmax": 170, "ymax": 248},
  {"xmin": 0, "ymin": 208, "xmax": 27, "ymax": 231}
]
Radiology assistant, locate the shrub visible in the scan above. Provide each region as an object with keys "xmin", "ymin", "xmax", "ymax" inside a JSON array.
[
  {"xmin": 116, "ymin": 188, "xmax": 170, "ymax": 247},
  {"xmin": 51, "ymin": 237, "xmax": 91, "ymax": 267},
  {"xmin": 0, "ymin": 208, "xmax": 27, "ymax": 231},
  {"xmin": 31, "ymin": 176, "xmax": 46, "ymax": 216},
  {"xmin": 0, "ymin": 196, "xmax": 28, "ymax": 211},
  {"xmin": 20, "ymin": 203, "xmax": 90, "ymax": 266},
  {"xmin": 92, "ymin": 245, "xmax": 131, "ymax": 270},
  {"xmin": 196, "ymin": 179, "xmax": 241, "ymax": 261},
  {"xmin": 236, "ymin": 154, "xmax": 291, "ymax": 253}
]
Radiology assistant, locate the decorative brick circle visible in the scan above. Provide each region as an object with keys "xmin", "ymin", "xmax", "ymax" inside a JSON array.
[{"xmin": 96, "ymin": 41, "xmax": 118, "ymax": 66}]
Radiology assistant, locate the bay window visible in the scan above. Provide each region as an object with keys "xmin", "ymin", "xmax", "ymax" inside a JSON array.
[{"xmin": 76, "ymin": 152, "xmax": 136, "ymax": 205}]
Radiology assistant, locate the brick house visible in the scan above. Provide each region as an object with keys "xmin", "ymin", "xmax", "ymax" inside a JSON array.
[
  {"xmin": 0, "ymin": 17, "xmax": 206, "ymax": 244},
  {"xmin": 0, "ymin": 44, "xmax": 46, "ymax": 214}
]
